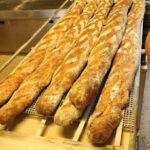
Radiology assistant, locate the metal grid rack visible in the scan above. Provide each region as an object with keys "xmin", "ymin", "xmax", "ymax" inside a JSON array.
[{"xmin": 123, "ymin": 78, "xmax": 137, "ymax": 132}]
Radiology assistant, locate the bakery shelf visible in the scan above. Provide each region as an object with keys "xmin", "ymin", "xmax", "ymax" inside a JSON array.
[{"xmin": 0, "ymin": 0, "xmax": 144, "ymax": 149}]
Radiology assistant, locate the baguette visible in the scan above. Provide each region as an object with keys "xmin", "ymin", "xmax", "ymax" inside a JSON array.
[
  {"xmin": 88, "ymin": 0, "xmax": 145, "ymax": 144},
  {"xmin": 36, "ymin": 0, "xmax": 113, "ymax": 116},
  {"xmin": 0, "ymin": 0, "xmax": 86, "ymax": 106},
  {"xmin": 0, "ymin": 0, "xmax": 100, "ymax": 125},
  {"xmin": 54, "ymin": 0, "xmax": 130, "ymax": 127}
]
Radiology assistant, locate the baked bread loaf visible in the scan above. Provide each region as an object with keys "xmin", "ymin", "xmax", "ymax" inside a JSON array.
[
  {"xmin": 36, "ymin": 0, "xmax": 113, "ymax": 116},
  {"xmin": 0, "ymin": 0, "xmax": 86, "ymax": 106},
  {"xmin": 88, "ymin": 0, "xmax": 145, "ymax": 144},
  {"xmin": 54, "ymin": 0, "xmax": 130, "ymax": 127},
  {"xmin": 0, "ymin": 0, "xmax": 99, "ymax": 124}
]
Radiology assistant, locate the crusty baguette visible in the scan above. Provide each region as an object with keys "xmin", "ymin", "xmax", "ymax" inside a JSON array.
[
  {"xmin": 0, "ymin": 0, "xmax": 100, "ymax": 125},
  {"xmin": 0, "ymin": 0, "xmax": 86, "ymax": 106},
  {"xmin": 54, "ymin": 0, "xmax": 130, "ymax": 127},
  {"xmin": 36, "ymin": 0, "xmax": 113, "ymax": 116},
  {"xmin": 88, "ymin": 0, "xmax": 145, "ymax": 144}
]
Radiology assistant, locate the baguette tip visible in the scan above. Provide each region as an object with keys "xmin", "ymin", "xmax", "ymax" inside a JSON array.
[{"xmin": 54, "ymin": 100, "xmax": 82, "ymax": 127}]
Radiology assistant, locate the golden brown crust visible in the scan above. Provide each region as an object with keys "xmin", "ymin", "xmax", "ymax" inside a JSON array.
[
  {"xmin": 88, "ymin": 104, "xmax": 122, "ymax": 144},
  {"xmin": 54, "ymin": 98, "xmax": 83, "ymax": 127},
  {"xmin": 54, "ymin": 0, "xmax": 130, "ymax": 126},
  {"xmin": 69, "ymin": 0, "xmax": 130, "ymax": 110},
  {"xmin": 36, "ymin": 0, "xmax": 113, "ymax": 116},
  {"xmin": 0, "ymin": 0, "xmax": 98, "ymax": 125},
  {"xmin": 0, "ymin": 0, "xmax": 86, "ymax": 106},
  {"xmin": 88, "ymin": 0, "xmax": 145, "ymax": 144}
]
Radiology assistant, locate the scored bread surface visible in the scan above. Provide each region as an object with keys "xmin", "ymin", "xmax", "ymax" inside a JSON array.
[
  {"xmin": 0, "ymin": 0, "xmax": 100, "ymax": 124},
  {"xmin": 36, "ymin": 0, "xmax": 113, "ymax": 116},
  {"xmin": 88, "ymin": 0, "xmax": 145, "ymax": 144},
  {"xmin": 0, "ymin": 0, "xmax": 86, "ymax": 106},
  {"xmin": 54, "ymin": 0, "xmax": 130, "ymax": 127}
]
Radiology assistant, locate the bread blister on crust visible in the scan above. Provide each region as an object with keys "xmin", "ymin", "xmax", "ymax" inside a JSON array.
[{"xmin": 88, "ymin": 0, "xmax": 145, "ymax": 144}]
